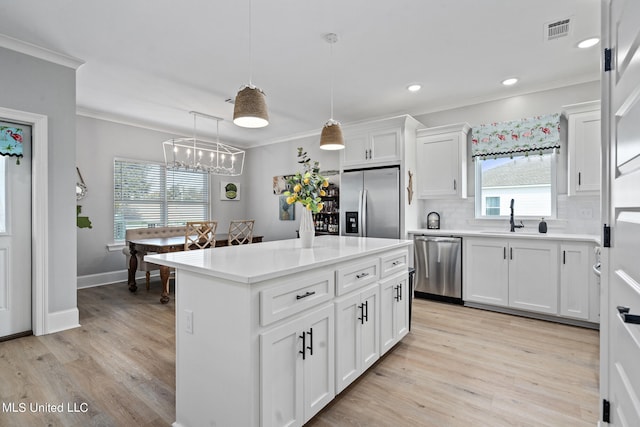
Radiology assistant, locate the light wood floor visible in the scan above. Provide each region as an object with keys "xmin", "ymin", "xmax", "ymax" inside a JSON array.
[{"xmin": 0, "ymin": 281, "xmax": 599, "ymax": 426}]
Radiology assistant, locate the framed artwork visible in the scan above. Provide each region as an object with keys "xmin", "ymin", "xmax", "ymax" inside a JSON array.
[
  {"xmin": 221, "ymin": 181, "xmax": 240, "ymax": 201},
  {"xmin": 279, "ymin": 196, "xmax": 295, "ymax": 220},
  {"xmin": 273, "ymin": 175, "xmax": 293, "ymax": 195}
]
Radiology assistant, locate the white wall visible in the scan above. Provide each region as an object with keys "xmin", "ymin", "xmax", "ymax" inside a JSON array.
[
  {"xmin": 76, "ymin": 116, "xmax": 247, "ymax": 282},
  {"xmin": 413, "ymin": 81, "xmax": 601, "ymax": 235},
  {"xmin": 0, "ymin": 47, "xmax": 77, "ymax": 318}
]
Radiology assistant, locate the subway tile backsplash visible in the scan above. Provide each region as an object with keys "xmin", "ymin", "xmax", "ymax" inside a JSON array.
[{"xmin": 419, "ymin": 195, "xmax": 600, "ymax": 235}]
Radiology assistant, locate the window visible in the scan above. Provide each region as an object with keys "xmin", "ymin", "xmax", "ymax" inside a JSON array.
[
  {"xmin": 114, "ymin": 159, "xmax": 209, "ymax": 240},
  {"xmin": 485, "ymin": 196, "xmax": 500, "ymax": 216},
  {"xmin": 475, "ymin": 153, "xmax": 556, "ymax": 218}
]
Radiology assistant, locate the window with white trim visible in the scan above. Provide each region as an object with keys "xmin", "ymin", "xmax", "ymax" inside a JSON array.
[{"xmin": 113, "ymin": 159, "xmax": 209, "ymax": 240}]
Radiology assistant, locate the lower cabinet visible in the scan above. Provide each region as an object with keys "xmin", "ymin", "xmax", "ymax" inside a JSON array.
[
  {"xmin": 508, "ymin": 240, "xmax": 559, "ymax": 314},
  {"xmin": 464, "ymin": 237, "xmax": 597, "ymax": 322},
  {"xmin": 560, "ymin": 243, "xmax": 593, "ymax": 320},
  {"xmin": 380, "ymin": 272, "xmax": 409, "ymax": 354},
  {"xmin": 335, "ymin": 283, "xmax": 379, "ymax": 393},
  {"xmin": 260, "ymin": 303, "xmax": 335, "ymax": 427}
]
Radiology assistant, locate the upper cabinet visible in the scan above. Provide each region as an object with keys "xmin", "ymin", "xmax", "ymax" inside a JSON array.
[
  {"xmin": 416, "ymin": 123, "xmax": 470, "ymax": 199},
  {"xmin": 563, "ymin": 101, "xmax": 601, "ymax": 196},
  {"xmin": 340, "ymin": 115, "xmax": 423, "ymax": 170}
]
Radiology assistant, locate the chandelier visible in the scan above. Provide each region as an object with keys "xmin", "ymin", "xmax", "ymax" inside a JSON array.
[{"xmin": 163, "ymin": 111, "xmax": 245, "ymax": 176}]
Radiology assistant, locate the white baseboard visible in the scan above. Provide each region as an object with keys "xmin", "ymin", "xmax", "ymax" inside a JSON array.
[
  {"xmin": 46, "ymin": 308, "xmax": 80, "ymax": 335},
  {"xmin": 77, "ymin": 269, "xmax": 157, "ymax": 289}
]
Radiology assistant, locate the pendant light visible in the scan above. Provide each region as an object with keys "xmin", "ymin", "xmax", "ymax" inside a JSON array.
[
  {"xmin": 319, "ymin": 33, "xmax": 344, "ymax": 150},
  {"xmin": 233, "ymin": 0, "xmax": 269, "ymax": 128}
]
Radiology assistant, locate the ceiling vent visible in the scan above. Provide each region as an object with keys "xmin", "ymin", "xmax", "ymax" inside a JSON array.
[{"xmin": 545, "ymin": 18, "xmax": 571, "ymax": 41}]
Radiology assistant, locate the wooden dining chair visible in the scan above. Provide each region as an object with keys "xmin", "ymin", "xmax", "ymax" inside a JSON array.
[
  {"xmin": 185, "ymin": 221, "xmax": 218, "ymax": 250},
  {"xmin": 228, "ymin": 220, "xmax": 255, "ymax": 245}
]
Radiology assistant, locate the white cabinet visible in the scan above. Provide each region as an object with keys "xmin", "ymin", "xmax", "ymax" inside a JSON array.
[
  {"xmin": 560, "ymin": 243, "xmax": 594, "ymax": 320},
  {"xmin": 463, "ymin": 238, "xmax": 509, "ymax": 306},
  {"xmin": 464, "ymin": 237, "xmax": 598, "ymax": 323},
  {"xmin": 464, "ymin": 238, "xmax": 559, "ymax": 314},
  {"xmin": 342, "ymin": 127, "xmax": 402, "ymax": 168},
  {"xmin": 416, "ymin": 123, "xmax": 470, "ymax": 199},
  {"xmin": 335, "ymin": 283, "xmax": 379, "ymax": 393},
  {"xmin": 261, "ymin": 303, "xmax": 335, "ymax": 427},
  {"xmin": 508, "ymin": 240, "xmax": 559, "ymax": 315},
  {"xmin": 380, "ymin": 272, "xmax": 409, "ymax": 354},
  {"xmin": 563, "ymin": 101, "xmax": 601, "ymax": 196}
]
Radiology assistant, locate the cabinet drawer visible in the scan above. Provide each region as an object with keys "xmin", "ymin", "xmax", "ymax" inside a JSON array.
[
  {"xmin": 336, "ymin": 258, "xmax": 380, "ymax": 296},
  {"xmin": 380, "ymin": 250, "xmax": 408, "ymax": 278},
  {"xmin": 260, "ymin": 271, "xmax": 334, "ymax": 326}
]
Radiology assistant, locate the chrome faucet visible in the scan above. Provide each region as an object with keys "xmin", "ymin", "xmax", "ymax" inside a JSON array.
[{"xmin": 509, "ymin": 198, "xmax": 524, "ymax": 232}]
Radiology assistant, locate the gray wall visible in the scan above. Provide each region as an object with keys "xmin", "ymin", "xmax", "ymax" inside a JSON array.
[
  {"xmin": 76, "ymin": 115, "xmax": 248, "ymax": 279},
  {"xmin": 0, "ymin": 47, "xmax": 77, "ymax": 313},
  {"xmin": 245, "ymin": 135, "xmax": 341, "ymax": 242}
]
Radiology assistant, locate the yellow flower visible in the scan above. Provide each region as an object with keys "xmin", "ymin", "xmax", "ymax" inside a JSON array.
[
  {"xmin": 293, "ymin": 184, "xmax": 302, "ymax": 193},
  {"xmin": 303, "ymin": 177, "xmax": 310, "ymax": 185},
  {"xmin": 320, "ymin": 190, "xmax": 326, "ymax": 197},
  {"xmin": 286, "ymin": 196, "xmax": 296, "ymax": 204},
  {"xmin": 322, "ymin": 180, "xmax": 329, "ymax": 187},
  {"xmin": 306, "ymin": 204, "xmax": 312, "ymax": 210},
  {"xmin": 317, "ymin": 203, "xmax": 324, "ymax": 212}
]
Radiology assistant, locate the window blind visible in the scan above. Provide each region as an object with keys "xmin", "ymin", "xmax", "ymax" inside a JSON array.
[{"xmin": 114, "ymin": 159, "xmax": 209, "ymax": 240}]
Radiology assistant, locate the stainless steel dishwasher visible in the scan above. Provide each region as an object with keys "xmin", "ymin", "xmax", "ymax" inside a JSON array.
[{"xmin": 413, "ymin": 235, "xmax": 462, "ymax": 304}]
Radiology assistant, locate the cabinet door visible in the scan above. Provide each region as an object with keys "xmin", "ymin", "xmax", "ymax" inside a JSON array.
[
  {"xmin": 508, "ymin": 241, "xmax": 559, "ymax": 314},
  {"xmin": 261, "ymin": 304, "xmax": 334, "ymax": 427},
  {"xmin": 379, "ymin": 275, "xmax": 396, "ymax": 355},
  {"xmin": 560, "ymin": 244, "xmax": 591, "ymax": 320},
  {"xmin": 568, "ymin": 111, "xmax": 601, "ymax": 196},
  {"xmin": 393, "ymin": 275, "xmax": 409, "ymax": 342},
  {"xmin": 342, "ymin": 133, "xmax": 368, "ymax": 166},
  {"xmin": 260, "ymin": 317, "xmax": 304, "ymax": 427},
  {"xmin": 360, "ymin": 283, "xmax": 380, "ymax": 372},
  {"xmin": 302, "ymin": 304, "xmax": 334, "ymax": 423},
  {"xmin": 334, "ymin": 291, "xmax": 361, "ymax": 393},
  {"xmin": 463, "ymin": 238, "xmax": 509, "ymax": 306},
  {"xmin": 379, "ymin": 273, "xmax": 408, "ymax": 355},
  {"xmin": 416, "ymin": 133, "xmax": 460, "ymax": 198},
  {"xmin": 370, "ymin": 128, "xmax": 401, "ymax": 163}
]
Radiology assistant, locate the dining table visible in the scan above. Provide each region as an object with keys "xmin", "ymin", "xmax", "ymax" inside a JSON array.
[{"xmin": 127, "ymin": 234, "xmax": 263, "ymax": 303}]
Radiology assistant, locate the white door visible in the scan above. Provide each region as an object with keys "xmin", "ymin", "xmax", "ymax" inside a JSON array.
[
  {"xmin": 0, "ymin": 122, "xmax": 31, "ymax": 338},
  {"xmin": 602, "ymin": 0, "xmax": 640, "ymax": 425}
]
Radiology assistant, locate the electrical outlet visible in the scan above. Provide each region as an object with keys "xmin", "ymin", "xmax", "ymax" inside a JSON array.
[
  {"xmin": 185, "ymin": 309, "xmax": 193, "ymax": 334},
  {"xmin": 579, "ymin": 208, "xmax": 593, "ymax": 219}
]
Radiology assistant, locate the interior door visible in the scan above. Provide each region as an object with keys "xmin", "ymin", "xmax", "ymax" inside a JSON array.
[
  {"xmin": 602, "ymin": 0, "xmax": 640, "ymax": 425},
  {"xmin": 0, "ymin": 122, "xmax": 32, "ymax": 338}
]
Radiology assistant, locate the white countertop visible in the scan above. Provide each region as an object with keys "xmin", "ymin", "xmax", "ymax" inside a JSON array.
[
  {"xmin": 407, "ymin": 228, "xmax": 600, "ymax": 244},
  {"xmin": 145, "ymin": 235, "xmax": 412, "ymax": 284}
]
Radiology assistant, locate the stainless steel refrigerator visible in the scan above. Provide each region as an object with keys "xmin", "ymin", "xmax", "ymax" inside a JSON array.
[{"xmin": 340, "ymin": 167, "xmax": 400, "ymax": 239}]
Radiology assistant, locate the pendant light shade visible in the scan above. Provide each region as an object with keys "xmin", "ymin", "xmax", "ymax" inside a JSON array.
[
  {"xmin": 320, "ymin": 119, "xmax": 344, "ymax": 150},
  {"xmin": 233, "ymin": 85, "xmax": 269, "ymax": 128},
  {"xmin": 320, "ymin": 33, "xmax": 344, "ymax": 150},
  {"xmin": 233, "ymin": 0, "xmax": 269, "ymax": 128}
]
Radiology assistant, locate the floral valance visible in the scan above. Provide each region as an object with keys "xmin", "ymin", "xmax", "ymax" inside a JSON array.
[
  {"xmin": 0, "ymin": 126, "xmax": 24, "ymax": 161},
  {"xmin": 471, "ymin": 113, "xmax": 560, "ymax": 159}
]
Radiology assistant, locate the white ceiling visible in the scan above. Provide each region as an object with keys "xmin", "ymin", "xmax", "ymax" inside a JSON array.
[{"xmin": 0, "ymin": 0, "xmax": 601, "ymax": 147}]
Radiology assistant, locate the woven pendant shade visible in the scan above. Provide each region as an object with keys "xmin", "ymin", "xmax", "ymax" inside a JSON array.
[
  {"xmin": 319, "ymin": 120, "xmax": 344, "ymax": 150},
  {"xmin": 233, "ymin": 86, "xmax": 269, "ymax": 128}
]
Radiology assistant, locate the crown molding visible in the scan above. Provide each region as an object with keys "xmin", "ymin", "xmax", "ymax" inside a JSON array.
[{"xmin": 0, "ymin": 33, "xmax": 84, "ymax": 69}]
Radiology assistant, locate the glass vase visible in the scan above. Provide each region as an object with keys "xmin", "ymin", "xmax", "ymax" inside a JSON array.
[{"xmin": 299, "ymin": 207, "xmax": 315, "ymax": 248}]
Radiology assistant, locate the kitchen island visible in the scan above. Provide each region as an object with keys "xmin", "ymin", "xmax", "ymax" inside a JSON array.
[{"xmin": 146, "ymin": 235, "xmax": 412, "ymax": 427}]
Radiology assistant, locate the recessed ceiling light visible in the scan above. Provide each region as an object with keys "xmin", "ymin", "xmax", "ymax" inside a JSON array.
[
  {"xmin": 502, "ymin": 78, "xmax": 518, "ymax": 86},
  {"xmin": 577, "ymin": 37, "xmax": 600, "ymax": 49},
  {"xmin": 407, "ymin": 84, "xmax": 422, "ymax": 92}
]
